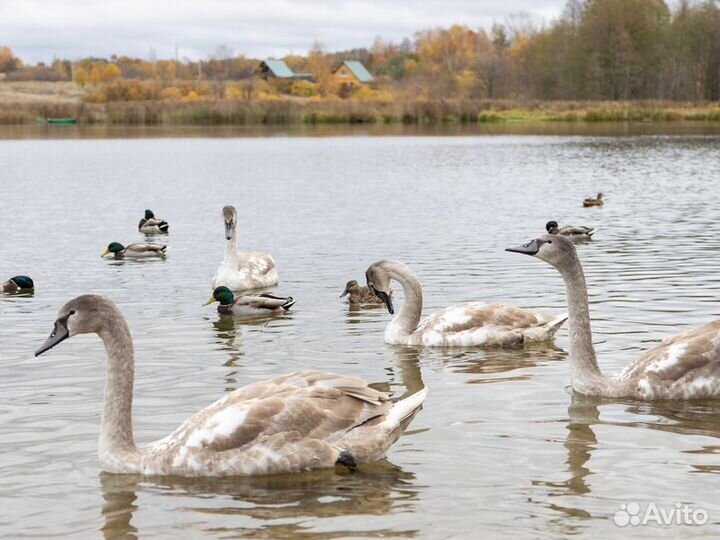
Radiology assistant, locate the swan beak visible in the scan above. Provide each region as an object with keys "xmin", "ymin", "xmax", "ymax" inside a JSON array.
[
  {"xmin": 101, "ymin": 249, "xmax": 111, "ymax": 257},
  {"xmin": 35, "ymin": 315, "xmax": 71, "ymax": 356},
  {"xmin": 506, "ymin": 239, "xmax": 541, "ymax": 256},
  {"xmin": 204, "ymin": 296, "xmax": 217, "ymax": 306},
  {"xmin": 375, "ymin": 290, "xmax": 394, "ymax": 314},
  {"xmin": 224, "ymin": 221, "xmax": 233, "ymax": 240}
]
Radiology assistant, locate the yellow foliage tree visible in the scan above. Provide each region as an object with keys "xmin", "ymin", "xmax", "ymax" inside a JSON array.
[
  {"xmin": 88, "ymin": 64, "xmax": 102, "ymax": 85},
  {"xmin": 101, "ymin": 63, "xmax": 122, "ymax": 83},
  {"xmin": 74, "ymin": 66, "xmax": 88, "ymax": 87}
]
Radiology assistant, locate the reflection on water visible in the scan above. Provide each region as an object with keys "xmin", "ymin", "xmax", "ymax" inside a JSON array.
[
  {"xmin": 100, "ymin": 462, "xmax": 419, "ymax": 540},
  {"xmin": 2, "ymin": 129, "xmax": 720, "ymax": 538}
]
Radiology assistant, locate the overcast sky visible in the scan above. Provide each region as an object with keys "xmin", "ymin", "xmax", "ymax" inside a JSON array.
[{"xmin": 1, "ymin": 0, "xmax": 566, "ymax": 63}]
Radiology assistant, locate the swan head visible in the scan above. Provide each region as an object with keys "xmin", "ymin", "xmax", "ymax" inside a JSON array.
[
  {"xmin": 9, "ymin": 275, "xmax": 34, "ymax": 290},
  {"xmin": 35, "ymin": 295, "xmax": 119, "ymax": 356},
  {"xmin": 365, "ymin": 263, "xmax": 394, "ymax": 314},
  {"xmin": 506, "ymin": 233, "xmax": 577, "ymax": 269},
  {"xmin": 340, "ymin": 280, "xmax": 359, "ymax": 298},
  {"xmin": 545, "ymin": 221, "xmax": 559, "ymax": 234},
  {"xmin": 102, "ymin": 242, "xmax": 125, "ymax": 257},
  {"xmin": 144, "ymin": 209, "xmax": 155, "ymax": 220},
  {"xmin": 205, "ymin": 286, "xmax": 234, "ymax": 306},
  {"xmin": 223, "ymin": 205, "xmax": 237, "ymax": 240}
]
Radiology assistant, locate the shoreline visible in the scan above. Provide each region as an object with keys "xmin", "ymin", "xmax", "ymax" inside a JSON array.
[{"xmin": 1, "ymin": 89, "xmax": 719, "ymax": 127}]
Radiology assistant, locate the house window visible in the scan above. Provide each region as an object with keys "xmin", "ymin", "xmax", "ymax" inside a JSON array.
[{"xmin": 341, "ymin": 69, "xmax": 348, "ymax": 77}]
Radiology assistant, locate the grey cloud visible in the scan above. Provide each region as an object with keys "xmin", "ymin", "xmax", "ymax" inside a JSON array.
[{"xmin": 0, "ymin": 0, "xmax": 564, "ymax": 62}]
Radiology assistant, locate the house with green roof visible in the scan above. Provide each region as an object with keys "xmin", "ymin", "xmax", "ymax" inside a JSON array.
[
  {"xmin": 331, "ymin": 60, "xmax": 374, "ymax": 87},
  {"xmin": 256, "ymin": 59, "xmax": 314, "ymax": 81}
]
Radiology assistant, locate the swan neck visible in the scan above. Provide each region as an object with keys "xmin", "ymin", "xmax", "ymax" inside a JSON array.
[
  {"xmin": 559, "ymin": 255, "xmax": 605, "ymax": 390},
  {"xmin": 98, "ymin": 315, "xmax": 137, "ymax": 459},
  {"xmin": 224, "ymin": 225, "xmax": 238, "ymax": 262},
  {"xmin": 387, "ymin": 264, "xmax": 423, "ymax": 338}
]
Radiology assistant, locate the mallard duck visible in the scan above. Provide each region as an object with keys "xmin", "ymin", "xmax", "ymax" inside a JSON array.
[
  {"xmin": 102, "ymin": 242, "xmax": 167, "ymax": 259},
  {"xmin": 204, "ymin": 286, "xmax": 295, "ymax": 316},
  {"xmin": 2, "ymin": 275, "xmax": 34, "ymax": 293},
  {"xmin": 340, "ymin": 279, "xmax": 389, "ymax": 305},
  {"xmin": 365, "ymin": 260, "xmax": 567, "ymax": 347},
  {"xmin": 507, "ymin": 234, "xmax": 720, "ymax": 399},
  {"xmin": 546, "ymin": 221, "xmax": 597, "ymax": 240},
  {"xmin": 212, "ymin": 206, "xmax": 279, "ymax": 292},
  {"xmin": 35, "ymin": 294, "xmax": 428, "ymax": 476},
  {"xmin": 138, "ymin": 209, "xmax": 169, "ymax": 234},
  {"xmin": 582, "ymin": 193, "xmax": 604, "ymax": 207}
]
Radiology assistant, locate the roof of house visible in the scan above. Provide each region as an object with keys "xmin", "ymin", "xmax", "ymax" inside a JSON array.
[
  {"xmin": 337, "ymin": 60, "xmax": 374, "ymax": 83},
  {"xmin": 261, "ymin": 59, "xmax": 295, "ymax": 78}
]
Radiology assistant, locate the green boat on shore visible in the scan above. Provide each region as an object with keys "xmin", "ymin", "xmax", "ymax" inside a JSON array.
[{"xmin": 37, "ymin": 117, "xmax": 77, "ymax": 125}]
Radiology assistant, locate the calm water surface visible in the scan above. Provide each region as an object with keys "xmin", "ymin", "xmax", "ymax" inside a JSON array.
[{"xmin": 1, "ymin": 125, "xmax": 720, "ymax": 538}]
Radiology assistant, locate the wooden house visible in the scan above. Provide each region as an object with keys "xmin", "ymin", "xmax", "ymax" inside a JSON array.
[
  {"xmin": 256, "ymin": 59, "xmax": 314, "ymax": 82},
  {"xmin": 331, "ymin": 60, "xmax": 374, "ymax": 88}
]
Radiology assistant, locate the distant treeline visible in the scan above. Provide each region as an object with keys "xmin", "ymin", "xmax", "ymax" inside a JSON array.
[{"xmin": 1, "ymin": 0, "xmax": 719, "ymax": 104}]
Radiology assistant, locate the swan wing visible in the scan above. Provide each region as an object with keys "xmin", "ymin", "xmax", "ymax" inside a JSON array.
[
  {"xmin": 619, "ymin": 320, "xmax": 720, "ymax": 388},
  {"xmin": 155, "ymin": 371, "xmax": 392, "ymax": 454}
]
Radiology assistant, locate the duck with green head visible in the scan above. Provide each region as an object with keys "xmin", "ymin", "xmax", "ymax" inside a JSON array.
[
  {"xmin": 3, "ymin": 275, "xmax": 34, "ymax": 293},
  {"xmin": 102, "ymin": 242, "xmax": 167, "ymax": 259},
  {"xmin": 138, "ymin": 209, "xmax": 169, "ymax": 234},
  {"xmin": 205, "ymin": 286, "xmax": 295, "ymax": 316}
]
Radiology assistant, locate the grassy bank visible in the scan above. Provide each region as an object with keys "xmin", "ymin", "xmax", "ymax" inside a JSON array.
[{"xmin": 1, "ymin": 84, "xmax": 719, "ymax": 125}]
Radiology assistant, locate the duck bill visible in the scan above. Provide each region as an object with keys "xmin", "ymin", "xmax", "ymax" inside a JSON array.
[
  {"xmin": 35, "ymin": 316, "xmax": 70, "ymax": 356},
  {"xmin": 339, "ymin": 286, "xmax": 350, "ymax": 298},
  {"xmin": 101, "ymin": 249, "xmax": 111, "ymax": 257},
  {"xmin": 375, "ymin": 290, "xmax": 394, "ymax": 314},
  {"xmin": 505, "ymin": 239, "xmax": 541, "ymax": 256},
  {"xmin": 204, "ymin": 297, "xmax": 217, "ymax": 306}
]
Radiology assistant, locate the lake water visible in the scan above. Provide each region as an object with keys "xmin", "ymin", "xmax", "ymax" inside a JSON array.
[{"xmin": 1, "ymin": 124, "xmax": 720, "ymax": 539}]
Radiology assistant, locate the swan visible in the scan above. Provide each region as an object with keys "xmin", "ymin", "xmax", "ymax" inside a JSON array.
[
  {"xmin": 212, "ymin": 206, "xmax": 279, "ymax": 292},
  {"xmin": 205, "ymin": 286, "xmax": 296, "ymax": 316},
  {"xmin": 2, "ymin": 275, "xmax": 34, "ymax": 293},
  {"xmin": 340, "ymin": 279, "xmax": 389, "ymax": 306},
  {"xmin": 365, "ymin": 260, "xmax": 567, "ymax": 347},
  {"xmin": 138, "ymin": 209, "xmax": 169, "ymax": 234},
  {"xmin": 546, "ymin": 221, "xmax": 597, "ymax": 240},
  {"xmin": 582, "ymin": 193, "xmax": 604, "ymax": 207},
  {"xmin": 102, "ymin": 242, "xmax": 167, "ymax": 259},
  {"xmin": 35, "ymin": 294, "xmax": 428, "ymax": 476},
  {"xmin": 507, "ymin": 234, "xmax": 720, "ymax": 399}
]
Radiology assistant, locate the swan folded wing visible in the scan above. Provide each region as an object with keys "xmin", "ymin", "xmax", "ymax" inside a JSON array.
[
  {"xmin": 420, "ymin": 303, "xmax": 551, "ymax": 334},
  {"xmin": 619, "ymin": 321, "xmax": 720, "ymax": 388},
  {"xmin": 150, "ymin": 371, "xmax": 391, "ymax": 454},
  {"xmin": 237, "ymin": 252, "xmax": 275, "ymax": 277}
]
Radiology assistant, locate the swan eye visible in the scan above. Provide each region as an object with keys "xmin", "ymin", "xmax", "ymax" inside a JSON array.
[
  {"xmin": 69, "ymin": 310, "xmax": 76, "ymax": 316},
  {"xmin": 547, "ymin": 240, "xmax": 553, "ymax": 244}
]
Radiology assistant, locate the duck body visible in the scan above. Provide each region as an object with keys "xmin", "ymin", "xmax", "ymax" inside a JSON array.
[
  {"xmin": 35, "ymin": 295, "xmax": 427, "ymax": 477},
  {"xmin": 2, "ymin": 275, "xmax": 34, "ymax": 293},
  {"xmin": 582, "ymin": 193, "xmax": 604, "ymax": 207},
  {"xmin": 341, "ymin": 280, "xmax": 388, "ymax": 305},
  {"xmin": 103, "ymin": 242, "xmax": 167, "ymax": 259},
  {"xmin": 546, "ymin": 221, "xmax": 596, "ymax": 240},
  {"xmin": 138, "ymin": 209, "xmax": 169, "ymax": 234},
  {"xmin": 212, "ymin": 206, "xmax": 279, "ymax": 292},
  {"xmin": 206, "ymin": 286, "xmax": 295, "ymax": 317},
  {"xmin": 365, "ymin": 260, "xmax": 567, "ymax": 348},
  {"xmin": 507, "ymin": 234, "xmax": 720, "ymax": 400}
]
